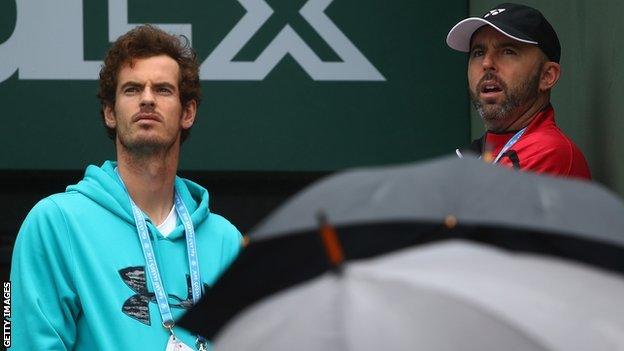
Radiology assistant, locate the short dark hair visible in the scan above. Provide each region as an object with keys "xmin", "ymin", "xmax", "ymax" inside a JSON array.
[{"xmin": 97, "ymin": 24, "xmax": 201, "ymax": 142}]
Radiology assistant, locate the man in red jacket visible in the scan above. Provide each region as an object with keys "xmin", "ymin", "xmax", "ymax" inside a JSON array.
[{"xmin": 447, "ymin": 3, "xmax": 591, "ymax": 179}]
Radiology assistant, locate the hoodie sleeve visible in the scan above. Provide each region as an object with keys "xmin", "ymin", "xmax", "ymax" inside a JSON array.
[
  {"xmin": 10, "ymin": 198, "xmax": 80, "ymax": 350},
  {"xmin": 221, "ymin": 223, "xmax": 242, "ymax": 270},
  {"xmin": 210, "ymin": 215, "xmax": 243, "ymax": 271}
]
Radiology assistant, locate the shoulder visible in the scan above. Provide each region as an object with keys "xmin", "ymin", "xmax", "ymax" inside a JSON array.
[
  {"xmin": 199, "ymin": 212, "xmax": 243, "ymax": 265},
  {"xmin": 205, "ymin": 212, "xmax": 242, "ymax": 240},
  {"xmin": 34, "ymin": 191, "xmax": 87, "ymax": 211},
  {"xmin": 514, "ymin": 128, "xmax": 590, "ymax": 178},
  {"xmin": 17, "ymin": 191, "xmax": 88, "ymax": 243},
  {"xmin": 13, "ymin": 193, "xmax": 81, "ymax": 274},
  {"xmin": 23, "ymin": 194, "xmax": 71, "ymax": 225},
  {"xmin": 519, "ymin": 124, "xmax": 576, "ymax": 158}
]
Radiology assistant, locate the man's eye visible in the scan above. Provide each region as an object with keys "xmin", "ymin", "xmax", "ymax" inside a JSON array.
[
  {"xmin": 124, "ymin": 87, "xmax": 139, "ymax": 94},
  {"xmin": 503, "ymin": 48, "xmax": 517, "ymax": 55},
  {"xmin": 157, "ymin": 87, "xmax": 173, "ymax": 94},
  {"xmin": 471, "ymin": 49, "xmax": 484, "ymax": 58}
]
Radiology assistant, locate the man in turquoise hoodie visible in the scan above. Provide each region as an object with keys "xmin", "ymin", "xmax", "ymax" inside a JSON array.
[{"xmin": 10, "ymin": 25, "xmax": 242, "ymax": 350}]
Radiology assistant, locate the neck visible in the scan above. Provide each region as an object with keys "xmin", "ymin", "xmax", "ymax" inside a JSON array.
[
  {"xmin": 116, "ymin": 144, "xmax": 179, "ymax": 226},
  {"xmin": 503, "ymin": 96, "xmax": 550, "ymax": 132}
]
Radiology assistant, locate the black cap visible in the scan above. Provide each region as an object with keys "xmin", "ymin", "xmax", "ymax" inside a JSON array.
[{"xmin": 446, "ymin": 3, "xmax": 561, "ymax": 63}]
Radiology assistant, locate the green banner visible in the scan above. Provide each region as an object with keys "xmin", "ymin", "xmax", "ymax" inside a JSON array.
[{"xmin": 1, "ymin": 0, "xmax": 469, "ymax": 171}]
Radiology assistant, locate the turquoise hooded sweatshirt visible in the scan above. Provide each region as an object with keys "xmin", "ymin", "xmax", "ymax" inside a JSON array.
[{"xmin": 10, "ymin": 161, "xmax": 241, "ymax": 350}]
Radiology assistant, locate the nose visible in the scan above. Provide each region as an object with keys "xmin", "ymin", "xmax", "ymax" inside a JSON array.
[
  {"xmin": 140, "ymin": 87, "xmax": 155, "ymax": 109},
  {"xmin": 481, "ymin": 51, "xmax": 496, "ymax": 71}
]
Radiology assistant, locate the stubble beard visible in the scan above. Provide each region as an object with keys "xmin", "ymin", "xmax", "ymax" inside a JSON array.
[
  {"xmin": 117, "ymin": 125, "xmax": 178, "ymax": 160},
  {"xmin": 470, "ymin": 69, "xmax": 542, "ymax": 132}
]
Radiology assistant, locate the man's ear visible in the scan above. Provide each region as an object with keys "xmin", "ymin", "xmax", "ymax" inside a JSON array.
[
  {"xmin": 540, "ymin": 62, "xmax": 561, "ymax": 92},
  {"xmin": 104, "ymin": 105, "xmax": 117, "ymax": 128},
  {"xmin": 181, "ymin": 100, "xmax": 197, "ymax": 130}
]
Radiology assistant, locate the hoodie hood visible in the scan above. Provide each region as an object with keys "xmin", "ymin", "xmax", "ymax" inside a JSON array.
[{"xmin": 66, "ymin": 160, "xmax": 211, "ymax": 240}]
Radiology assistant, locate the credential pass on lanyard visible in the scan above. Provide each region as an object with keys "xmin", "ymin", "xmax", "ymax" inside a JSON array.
[
  {"xmin": 116, "ymin": 171, "xmax": 204, "ymax": 348},
  {"xmin": 492, "ymin": 127, "xmax": 526, "ymax": 164}
]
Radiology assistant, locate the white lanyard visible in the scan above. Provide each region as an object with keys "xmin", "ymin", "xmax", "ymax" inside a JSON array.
[{"xmin": 492, "ymin": 127, "xmax": 526, "ymax": 164}]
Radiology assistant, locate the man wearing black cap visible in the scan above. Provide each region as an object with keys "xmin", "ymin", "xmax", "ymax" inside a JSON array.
[{"xmin": 447, "ymin": 3, "xmax": 591, "ymax": 179}]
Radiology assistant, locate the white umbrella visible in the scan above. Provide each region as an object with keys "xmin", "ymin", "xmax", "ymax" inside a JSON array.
[{"xmin": 215, "ymin": 240, "xmax": 624, "ymax": 351}]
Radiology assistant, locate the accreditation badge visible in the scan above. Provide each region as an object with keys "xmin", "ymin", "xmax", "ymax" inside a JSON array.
[{"xmin": 165, "ymin": 335, "xmax": 195, "ymax": 351}]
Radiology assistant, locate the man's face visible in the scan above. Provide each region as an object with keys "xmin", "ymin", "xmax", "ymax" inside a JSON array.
[
  {"xmin": 468, "ymin": 26, "xmax": 545, "ymax": 132},
  {"xmin": 104, "ymin": 55, "xmax": 196, "ymax": 155}
]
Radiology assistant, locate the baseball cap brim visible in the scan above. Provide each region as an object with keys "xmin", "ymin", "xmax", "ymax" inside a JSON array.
[{"xmin": 446, "ymin": 17, "xmax": 538, "ymax": 52}]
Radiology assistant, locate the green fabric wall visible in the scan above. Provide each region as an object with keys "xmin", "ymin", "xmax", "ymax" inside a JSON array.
[
  {"xmin": 468, "ymin": 0, "xmax": 624, "ymax": 196},
  {"xmin": 0, "ymin": 1, "xmax": 469, "ymax": 171}
]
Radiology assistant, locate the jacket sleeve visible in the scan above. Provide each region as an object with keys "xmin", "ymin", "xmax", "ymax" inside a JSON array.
[{"xmin": 10, "ymin": 198, "xmax": 80, "ymax": 350}]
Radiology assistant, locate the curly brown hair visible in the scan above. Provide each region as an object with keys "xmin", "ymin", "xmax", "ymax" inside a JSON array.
[{"xmin": 97, "ymin": 24, "xmax": 201, "ymax": 142}]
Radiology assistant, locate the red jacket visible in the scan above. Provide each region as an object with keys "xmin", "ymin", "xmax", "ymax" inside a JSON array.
[{"xmin": 468, "ymin": 106, "xmax": 591, "ymax": 180}]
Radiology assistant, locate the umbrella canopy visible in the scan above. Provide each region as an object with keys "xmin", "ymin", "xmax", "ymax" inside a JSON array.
[
  {"xmin": 214, "ymin": 241, "xmax": 624, "ymax": 351},
  {"xmin": 178, "ymin": 155, "xmax": 624, "ymax": 345},
  {"xmin": 251, "ymin": 155, "xmax": 624, "ymax": 248}
]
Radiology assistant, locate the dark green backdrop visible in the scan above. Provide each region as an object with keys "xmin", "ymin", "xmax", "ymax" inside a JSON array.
[{"xmin": 0, "ymin": 0, "xmax": 469, "ymax": 171}]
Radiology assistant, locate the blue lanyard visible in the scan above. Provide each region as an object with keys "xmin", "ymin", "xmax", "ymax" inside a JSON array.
[
  {"xmin": 117, "ymin": 171, "xmax": 202, "ymax": 331},
  {"xmin": 173, "ymin": 192, "xmax": 202, "ymax": 305},
  {"xmin": 492, "ymin": 127, "xmax": 526, "ymax": 164}
]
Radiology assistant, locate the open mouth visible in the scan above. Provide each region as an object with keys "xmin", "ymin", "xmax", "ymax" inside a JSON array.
[
  {"xmin": 478, "ymin": 81, "xmax": 504, "ymax": 102},
  {"xmin": 481, "ymin": 83, "xmax": 503, "ymax": 94}
]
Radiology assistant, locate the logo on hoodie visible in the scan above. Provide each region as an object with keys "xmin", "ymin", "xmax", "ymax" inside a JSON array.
[{"xmin": 119, "ymin": 266, "xmax": 209, "ymax": 325}]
